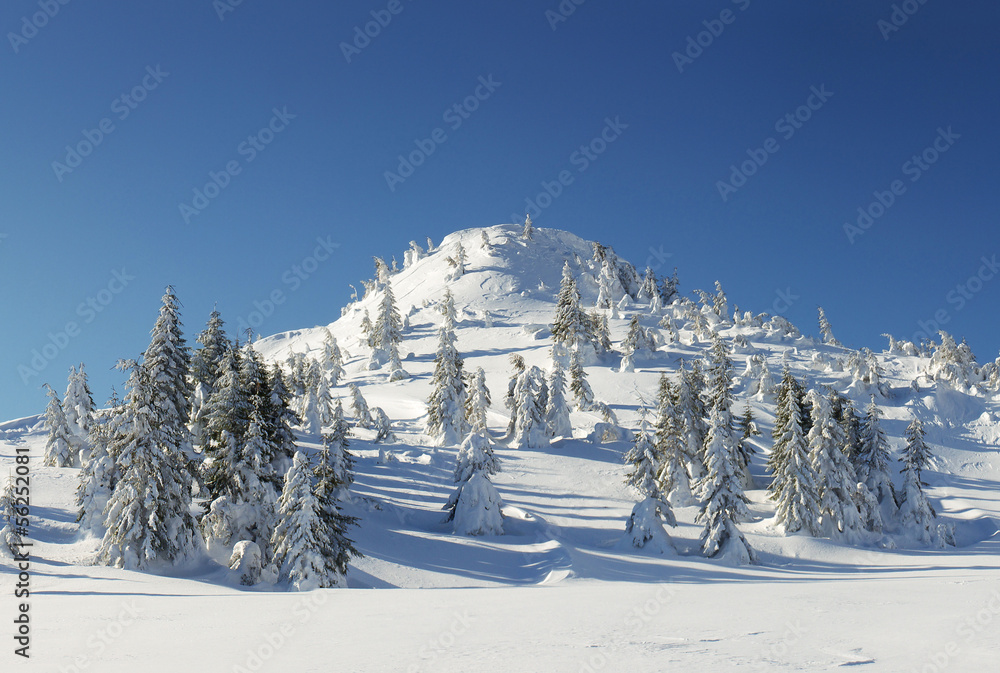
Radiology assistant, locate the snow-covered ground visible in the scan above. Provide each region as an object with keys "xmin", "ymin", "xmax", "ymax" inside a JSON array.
[{"xmin": 3, "ymin": 225, "xmax": 1000, "ymax": 671}]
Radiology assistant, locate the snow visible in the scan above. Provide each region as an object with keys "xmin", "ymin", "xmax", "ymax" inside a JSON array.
[{"xmin": 3, "ymin": 224, "xmax": 1000, "ymax": 670}]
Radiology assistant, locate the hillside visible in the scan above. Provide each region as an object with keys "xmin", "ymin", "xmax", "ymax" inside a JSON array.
[{"xmin": 3, "ymin": 224, "xmax": 1000, "ymax": 671}]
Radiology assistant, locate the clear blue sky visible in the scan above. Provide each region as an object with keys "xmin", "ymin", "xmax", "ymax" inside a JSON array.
[{"xmin": 2, "ymin": 1, "xmax": 998, "ymax": 420}]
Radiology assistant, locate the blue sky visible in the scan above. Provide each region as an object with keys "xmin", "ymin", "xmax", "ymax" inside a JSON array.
[{"xmin": 1, "ymin": 0, "xmax": 998, "ymax": 420}]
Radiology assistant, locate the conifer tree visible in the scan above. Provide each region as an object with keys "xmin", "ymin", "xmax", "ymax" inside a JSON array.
[
  {"xmin": 320, "ymin": 400, "xmax": 355, "ymax": 502},
  {"xmin": 770, "ymin": 388, "xmax": 820, "ymax": 535},
  {"xmin": 191, "ymin": 308, "xmax": 230, "ymax": 389},
  {"xmin": 446, "ymin": 242, "xmax": 468, "ymax": 279},
  {"xmin": 767, "ymin": 368, "xmax": 805, "ymax": 488},
  {"xmin": 321, "ymin": 329, "xmax": 347, "ymax": 386},
  {"xmin": 696, "ymin": 338, "xmax": 756, "ymax": 563},
  {"xmin": 202, "ymin": 347, "xmax": 250, "ymax": 499},
  {"xmin": 817, "ymin": 307, "xmax": 842, "ymax": 347},
  {"xmin": 465, "ymin": 367, "xmax": 492, "ymax": 434},
  {"xmin": 312, "ymin": 440, "xmax": 360, "ymax": 574},
  {"xmin": 367, "ymin": 282, "xmax": 404, "ymax": 371},
  {"xmin": 568, "ymin": 349, "xmax": 595, "ymax": 410},
  {"xmin": 504, "ymin": 354, "xmax": 526, "ymax": 438},
  {"xmin": 360, "ymin": 310, "xmax": 374, "ymax": 348},
  {"xmin": 522, "ymin": 214, "xmax": 534, "ymax": 240},
  {"xmin": 857, "ymin": 397, "xmax": 896, "ymax": 507},
  {"xmin": 263, "ymin": 364, "xmax": 300, "ymax": 474},
  {"xmin": 142, "ymin": 286, "xmax": 194, "ymax": 456},
  {"xmin": 640, "ymin": 267, "xmax": 659, "ymax": 301},
  {"xmin": 513, "ymin": 366, "xmax": 547, "ymax": 448},
  {"xmin": 76, "ymin": 398, "xmax": 121, "ymax": 534},
  {"xmin": 897, "ymin": 418, "xmax": 952, "ymax": 546},
  {"xmin": 551, "ymin": 261, "xmax": 595, "ymax": 354},
  {"xmin": 736, "ymin": 402, "xmax": 759, "ymax": 489},
  {"xmin": 625, "ymin": 404, "xmax": 660, "ymax": 497},
  {"xmin": 653, "ymin": 375, "xmax": 694, "ymax": 507},
  {"xmin": 712, "ymin": 281, "xmax": 729, "ymax": 321},
  {"xmin": 545, "ymin": 360, "xmax": 572, "ymax": 439},
  {"xmin": 98, "ymin": 361, "xmax": 201, "ymax": 569},
  {"xmin": 270, "ymin": 452, "xmax": 349, "ymax": 590},
  {"xmin": 349, "ymin": 383, "xmax": 373, "ymax": 428},
  {"xmin": 63, "ymin": 363, "xmax": 94, "ymax": 441},
  {"xmin": 807, "ymin": 389, "xmax": 864, "ymax": 541},
  {"xmin": 675, "ymin": 363, "xmax": 707, "ymax": 480},
  {"xmin": 446, "ymin": 431, "xmax": 503, "ymax": 536},
  {"xmin": 426, "ymin": 291, "xmax": 467, "ymax": 445},
  {"xmin": 42, "ymin": 384, "xmax": 75, "ymax": 467}
]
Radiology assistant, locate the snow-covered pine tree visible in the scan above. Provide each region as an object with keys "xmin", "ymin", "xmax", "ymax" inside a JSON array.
[
  {"xmin": 263, "ymin": 364, "xmax": 300, "ymax": 476},
  {"xmin": 545, "ymin": 358, "xmax": 572, "ymax": 439},
  {"xmin": 270, "ymin": 452, "xmax": 344, "ymax": 590},
  {"xmin": 349, "ymin": 383, "xmax": 373, "ymax": 428},
  {"xmin": 712, "ymin": 281, "xmax": 729, "ymax": 321},
  {"xmin": 817, "ymin": 307, "xmax": 842, "ymax": 347},
  {"xmin": 76, "ymin": 397, "xmax": 122, "ymax": 534},
  {"xmin": 191, "ymin": 308, "xmax": 230, "ymax": 390},
  {"xmin": 321, "ymin": 328, "xmax": 347, "ymax": 386},
  {"xmin": 312, "ymin": 440, "xmax": 360, "ymax": 578},
  {"xmin": 639, "ymin": 267, "xmax": 659, "ymax": 302},
  {"xmin": 367, "ymin": 282, "xmax": 405, "ymax": 372},
  {"xmin": 675, "ymin": 362, "xmax": 708, "ymax": 481},
  {"xmin": 653, "ymin": 375, "xmax": 694, "ymax": 507},
  {"xmin": 202, "ymin": 347, "xmax": 250, "ymax": 500},
  {"xmin": 426, "ymin": 291, "xmax": 468, "ymax": 445},
  {"xmin": 856, "ymin": 397, "xmax": 897, "ymax": 510},
  {"xmin": 371, "ymin": 407, "xmax": 395, "ymax": 443},
  {"xmin": 464, "ymin": 367, "xmax": 492, "ymax": 434},
  {"xmin": 551, "ymin": 261, "xmax": 596, "ymax": 355},
  {"xmin": 568, "ymin": 349, "xmax": 595, "ymax": 411},
  {"xmin": 596, "ymin": 313, "xmax": 613, "ymax": 354},
  {"xmin": 142, "ymin": 286, "xmax": 194, "ymax": 462},
  {"xmin": 450, "ymin": 471, "xmax": 505, "ymax": 536},
  {"xmin": 42, "ymin": 384, "xmax": 75, "ymax": 467},
  {"xmin": 504, "ymin": 354, "xmax": 526, "ymax": 438},
  {"xmin": 446, "ymin": 242, "xmax": 468, "ymax": 279},
  {"xmin": 63, "ymin": 363, "xmax": 94, "ymax": 444},
  {"xmin": 452, "ymin": 431, "xmax": 500, "ymax": 485},
  {"xmin": 766, "ymin": 367, "xmax": 805, "ymax": 489},
  {"xmin": 807, "ymin": 389, "xmax": 865, "ymax": 541},
  {"xmin": 360, "ymin": 310, "xmax": 374, "ymax": 349},
  {"xmin": 512, "ymin": 366, "xmax": 547, "ymax": 448},
  {"xmin": 897, "ymin": 418, "xmax": 952, "ymax": 546},
  {"xmin": 625, "ymin": 403, "xmax": 660, "ymax": 497},
  {"xmin": 98, "ymin": 361, "xmax": 201, "ymax": 569},
  {"xmin": 696, "ymin": 337, "xmax": 756, "ymax": 564},
  {"xmin": 623, "ymin": 494, "xmax": 677, "ymax": 554},
  {"xmin": 522, "ymin": 214, "xmax": 534, "ymax": 240},
  {"xmin": 735, "ymin": 402, "xmax": 759, "ymax": 489},
  {"xmin": 320, "ymin": 400, "xmax": 355, "ymax": 502},
  {"xmin": 769, "ymin": 387, "xmax": 820, "ymax": 535}
]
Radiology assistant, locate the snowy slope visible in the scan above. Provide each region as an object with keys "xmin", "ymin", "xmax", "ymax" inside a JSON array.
[{"xmin": 3, "ymin": 224, "xmax": 1000, "ymax": 671}]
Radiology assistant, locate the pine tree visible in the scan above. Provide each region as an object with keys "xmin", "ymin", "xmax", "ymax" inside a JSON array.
[
  {"xmin": 98, "ymin": 362, "xmax": 201, "ymax": 569},
  {"xmin": 898, "ymin": 418, "xmax": 952, "ymax": 546},
  {"xmin": 770, "ymin": 388, "xmax": 820, "ymax": 535},
  {"xmin": 349, "ymin": 383, "xmax": 373, "ymax": 428},
  {"xmin": 63, "ymin": 364, "xmax": 94, "ymax": 441},
  {"xmin": 568, "ymin": 349, "xmax": 594, "ymax": 411},
  {"xmin": 42, "ymin": 384, "xmax": 75, "ymax": 467},
  {"xmin": 445, "ymin": 433, "xmax": 502, "ymax": 536},
  {"xmin": 712, "ymin": 281, "xmax": 729, "ymax": 321},
  {"xmin": 513, "ymin": 366, "xmax": 547, "ymax": 448},
  {"xmin": 675, "ymin": 363, "xmax": 708, "ymax": 480},
  {"xmin": 735, "ymin": 402, "xmax": 759, "ymax": 489},
  {"xmin": 320, "ymin": 402, "xmax": 355, "ymax": 502},
  {"xmin": 76, "ymin": 400, "xmax": 121, "ymax": 534},
  {"xmin": 426, "ymin": 292, "xmax": 467, "ymax": 445},
  {"xmin": 321, "ymin": 329, "xmax": 347, "ymax": 386},
  {"xmin": 545, "ymin": 360, "xmax": 572, "ymax": 439},
  {"xmin": 857, "ymin": 397, "xmax": 896, "ymax": 507},
  {"xmin": 452, "ymin": 431, "xmax": 500, "ymax": 485},
  {"xmin": 766, "ymin": 367, "xmax": 805, "ymax": 490},
  {"xmin": 367, "ymin": 282, "xmax": 404, "ymax": 372},
  {"xmin": 522, "ymin": 214, "xmax": 534, "ymax": 240},
  {"xmin": 551, "ymin": 261, "xmax": 595, "ymax": 354},
  {"xmin": 202, "ymin": 347, "xmax": 251, "ymax": 500},
  {"xmin": 446, "ymin": 242, "xmax": 468, "ymax": 279},
  {"xmin": 653, "ymin": 375, "xmax": 694, "ymax": 507},
  {"xmin": 640, "ymin": 267, "xmax": 659, "ymax": 301},
  {"xmin": 807, "ymin": 389, "xmax": 864, "ymax": 541},
  {"xmin": 696, "ymin": 337, "xmax": 756, "ymax": 563},
  {"xmin": 360, "ymin": 310, "xmax": 374, "ymax": 348},
  {"xmin": 625, "ymin": 404, "xmax": 660, "ymax": 497},
  {"xmin": 465, "ymin": 367, "xmax": 492, "ymax": 434},
  {"xmin": 817, "ymin": 307, "xmax": 842, "ymax": 346},
  {"xmin": 270, "ymin": 452, "xmax": 345, "ymax": 590},
  {"xmin": 504, "ymin": 354, "xmax": 526, "ymax": 438},
  {"xmin": 312, "ymin": 440, "xmax": 360, "ymax": 577},
  {"xmin": 263, "ymin": 364, "xmax": 299, "ymax": 474},
  {"xmin": 372, "ymin": 407, "xmax": 395, "ymax": 444},
  {"xmin": 191, "ymin": 308, "xmax": 230, "ymax": 389},
  {"xmin": 143, "ymin": 286, "xmax": 193, "ymax": 451}
]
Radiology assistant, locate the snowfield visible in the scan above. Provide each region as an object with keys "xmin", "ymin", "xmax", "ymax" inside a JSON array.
[{"xmin": 3, "ymin": 224, "xmax": 1000, "ymax": 671}]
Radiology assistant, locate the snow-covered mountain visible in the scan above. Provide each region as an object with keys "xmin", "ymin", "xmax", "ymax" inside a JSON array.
[{"xmin": 3, "ymin": 223, "xmax": 1000, "ymax": 671}]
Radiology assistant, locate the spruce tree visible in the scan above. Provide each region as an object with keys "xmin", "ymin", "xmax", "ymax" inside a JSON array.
[
  {"xmin": 675, "ymin": 363, "xmax": 708, "ymax": 480},
  {"xmin": 770, "ymin": 389, "xmax": 820, "ymax": 535},
  {"xmin": 817, "ymin": 307, "xmax": 842, "ymax": 346},
  {"xmin": 735, "ymin": 402, "xmax": 759, "ymax": 489},
  {"xmin": 202, "ymin": 347, "xmax": 251, "ymax": 500},
  {"xmin": 142, "ymin": 286, "xmax": 193, "ymax": 455},
  {"xmin": 552, "ymin": 261, "xmax": 595, "ymax": 354},
  {"xmin": 191, "ymin": 308, "xmax": 230, "ymax": 389},
  {"xmin": 76, "ymin": 399, "xmax": 121, "ymax": 534},
  {"xmin": 625, "ymin": 404, "xmax": 660, "ymax": 497},
  {"xmin": 569, "ymin": 349, "xmax": 594, "ymax": 410},
  {"xmin": 426, "ymin": 292, "xmax": 467, "ymax": 445},
  {"xmin": 98, "ymin": 362, "xmax": 200, "ymax": 569},
  {"xmin": 653, "ymin": 375, "xmax": 694, "ymax": 507},
  {"xmin": 349, "ymin": 383, "xmax": 373, "ymax": 428},
  {"xmin": 696, "ymin": 337, "xmax": 756, "ymax": 563},
  {"xmin": 545, "ymin": 360, "xmax": 572, "ymax": 439},
  {"xmin": 857, "ymin": 397, "xmax": 896, "ymax": 507},
  {"xmin": 767, "ymin": 367, "xmax": 805, "ymax": 489},
  {"xmin": 522, "ymin": 214, "xmax": 534, "ymax": 240},
  {"xmin": 512, "ymin": 366, "xmax": 547, "ymax": 448},
  {"xmin": 320, "ymin": 400, "xmax": 355, "ymax": 502},
  {"xmin": 807, "ymin": 389, "xmax": 864, "ymax": 541},
  {"xmin": 465, "ymin": 367, "xmax": 492, "ymax": 434},
  {"xmin": 898, "ymin": 418, "xmax": 952, "ymax": 546},
  {"xmin": 42, "ymin": 384, "xmax": 75, "ymax": 467},
  {"xmin": 63, "ymin": 364, "xmax": 94, "ymax": 441},
  {"xmin": 322, "ymin": 328, "xmax": 347, "ymax": 386},
  {"xmin": 367, "ymin": 282, "xmax": 404, "ymax": 371},
  {"xmin": 504, "ymin": 354, "xmax": 526, "ymax": 438},
  {"xmin": 312, "ymin": 441, "xmax": 360, "ymax": 577}
]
